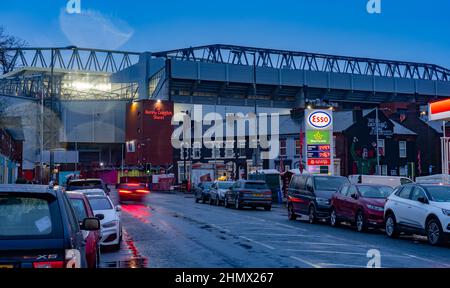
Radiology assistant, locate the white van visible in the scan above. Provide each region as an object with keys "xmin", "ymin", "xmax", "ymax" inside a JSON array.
[
  {"xmin": 348, "ymin": 175, "xmax": 413, "ymax": 188},
  {"xmin": 415, "ymin": 174, "xmax": 450, "ymax": 185}
]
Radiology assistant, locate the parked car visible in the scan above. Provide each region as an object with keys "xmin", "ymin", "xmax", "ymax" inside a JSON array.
[
  {"xmin": 194, "ymin": 182, "xmax": 214, "ymax": 204},
  {"xmin": 384, "ymin": 184, "xmax": 450, "ymax": 246},
  {"xmin": 73, "ymin": 189, "xmax": 106, "ymax": 197},
  {"xmin": 209, "ymin": 181, "xmax": 235, "ymax": 206},
  {"xmin": 0, "ymin": 184, "xmax": 100, "ymax": 268},
  {"xmin": 118, "ymin": 183, "xmax": 150, "ymax": 203},
  {"xmin": 66, "ymin": 179, "xmax": 110, "ymax": 195},
  {"xmin": 330, "ymin": 184, "xmax": 393, "ymax": 232},
  {"xmin": 67, "ymin": 192, "xmax": 103, "ymax": 268},
  {"xmin": 348, "ymin": 175, "xmax": 413, "ymax": 188},
  {"xmin": 86, "ymin": 195, "xmax": 122, "ymax": 250},
  {"xmin": 287, "ymin": 174, "xmax": 350, "ymax": 223},
  {"xmin": 224, "ymin": 180, "xmax": 272, "ymax": 211}
]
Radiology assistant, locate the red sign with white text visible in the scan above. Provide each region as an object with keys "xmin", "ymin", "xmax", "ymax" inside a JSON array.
[{"xmin": 308, "ymin": 159, "xmax": 331, "ymax": 166}]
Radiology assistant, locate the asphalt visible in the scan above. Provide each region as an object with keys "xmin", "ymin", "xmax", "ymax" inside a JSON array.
[{"xmin": 100, "ymin": 190, "xmax": 450, "ymax": 268}]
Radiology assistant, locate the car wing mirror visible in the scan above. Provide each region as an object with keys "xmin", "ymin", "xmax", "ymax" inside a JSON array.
[
  {"xmin": 81, "ymin": 218, "xmax": 100, "ymax": 231},
  {"xmin": 351, "ymin": 193, "xmax": 358, "ymax": 200},
  {"xmin": 95, "ymin": 214, "xmax": 105, "ymax": 221},
  {"xmin": 116, "ymin": 205, "xmax": 122, "ymax": 212}
]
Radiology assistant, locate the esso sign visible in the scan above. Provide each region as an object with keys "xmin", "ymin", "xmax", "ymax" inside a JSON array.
[{"xmin": 308, "ymin": 111, "xmax": 332, "ymax": 129}]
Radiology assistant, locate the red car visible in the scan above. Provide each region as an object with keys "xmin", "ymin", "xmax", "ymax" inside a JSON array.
[
  {"xmin": 67, "ymin": 192, "xmax": 103, "ymax": 268},
  {"xmin": 330, "ymin": 184, "xmax": 393, "ymax": 232},
  {"xmin": 118, "ymin": 183, "xmax": 150, "ymax": 203}
]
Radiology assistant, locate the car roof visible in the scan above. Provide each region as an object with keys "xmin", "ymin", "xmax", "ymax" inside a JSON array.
[
  {"xmin": 240, "ymin": 180, "xmax": 266, "ymax": 183},
  {"xmin": 71, "ymin": 188, "xmax": 105, "ymax": 193},
  {"xmin": 66, "ymin": 191, "xmax": 87, "ymax": 199},
  {"xmin": 0, "ymin": 184, "xmax": 57, "ymax": 196},
  {"xmin": 69, "ymin": 179, "xmax": 103, "ymax": 183}
]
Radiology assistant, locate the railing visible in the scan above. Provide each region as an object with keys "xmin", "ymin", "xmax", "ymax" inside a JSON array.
[
  {"xmin": 1, "ymin": 47, "xmax": 141, "ymax": 74},
  {"xmin": 153, "ymin": 44, "xmax": 450, "ymax": 81}
]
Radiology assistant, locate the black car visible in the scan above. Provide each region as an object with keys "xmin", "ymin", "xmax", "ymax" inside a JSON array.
[
  {"xmin": 287, "ymin": 174, "xmax": 349, "ymax": 223},
  {"xmin": 224, "ymin": 180, "xmax": 272, "ymax": 211},
  {"xmin": 194, "ymin": 182, "xmax": 214, "ymax": 204},
  {"xmin": 0, "ymin": 185, "xmax": 100, "ymax": 268},
  {"xmin": 66, "ymin": 179, "xmax": 110, "ymax": 195}
]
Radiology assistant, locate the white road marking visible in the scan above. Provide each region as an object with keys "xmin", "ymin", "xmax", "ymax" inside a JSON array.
[
  {"xmin": 290, "ymin": 256, "xmax": 321, "ymax": 268},
  {"xmin": 242, "ymin": 233, "xmax": 321, "ymax": 237},
  {"xmin": 239, "ymin": 236, "xmax": 275, "ymax": 250},
  {"xmin": 285, "ymin": 249, "xmax": 411, "ymax": 258},
  {"xmin": 403, "ymin": 254, "xmax": 450, "ymax": 267},
  {"xmin": 318, "ymin": 263, "xmax": 367, "ymax": 268},
  {"xmin": 266, "ymin": 240, "xmax": 370, "ymax": 247}
]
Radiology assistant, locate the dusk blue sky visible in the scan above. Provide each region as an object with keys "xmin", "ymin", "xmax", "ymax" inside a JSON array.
[{"xmin": 2, "ymin": 0, "xmax": 450, "ymax": 67}]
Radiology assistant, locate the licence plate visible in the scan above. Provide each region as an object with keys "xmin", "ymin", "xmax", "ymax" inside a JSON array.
[
  {"xmin": 0, "ymin": 264, "xmax": 14, "ymax": 269},
  {"xmin": 254, "ymin": 194, "xmax": 263, "ymax": 197}
]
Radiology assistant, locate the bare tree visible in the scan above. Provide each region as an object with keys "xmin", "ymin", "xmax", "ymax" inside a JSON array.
[{"xmin": 0, "ymin": 26, "xmax": 27, "ymax": 74}]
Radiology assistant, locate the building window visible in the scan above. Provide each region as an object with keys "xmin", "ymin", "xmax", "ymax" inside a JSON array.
[
  {"xmin": 399, "ymin": 165, "xmax": 407, "ymax": 176},
  {"xmin": 137, "ymin": 128, "xmax": 142, "ymax": 134},
  {"xmin": 192, "ymin": 142, "xmax": 201, "ymax": 159},
  {"xmin": 212, "ymin": 143, "xmax": 221, "ymax": 159},
  {"xmin": 280, "ymin": 139, "xmax": 287, "ymax": 157},
  {"xmin": 295, "ymin": 139, "xmax": 301, "ymax": 156},
  {"xmin": 378, "ymin": 139, "xmax": 385, "ymax": 157},
  {"xmin": 399, "ymin": 141, "xmax": 407, "ymax": 158},
  {"xmin": 225, "ymin": 148, "xmax": 234, "ymax": 158},
  {"xmin": 382, "ymin": 165, "xmax": 388, "ymax": 176},
  {"xmin": 238, "ymin": 141, "xmax": 246, "ymax": 158}
]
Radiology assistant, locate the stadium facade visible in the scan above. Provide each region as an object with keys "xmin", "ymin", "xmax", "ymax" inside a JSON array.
[{"xmin": 1, "ymin": 44, "xmax": 450, "ymax": 183}]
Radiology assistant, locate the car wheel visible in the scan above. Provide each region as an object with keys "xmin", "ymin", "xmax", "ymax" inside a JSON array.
[
  {"xmin": 195, "ymin": 197, "xmax": 199, "ymax": 203},
  {"xmin": 330, "ymin": 208, "xmax": 340, "ymax": 227},
  {"xmin": 288, "ymin": 204, "xmax": 297, "ymax": 221},
  {"xmin": 356, "ymin": 211, "xmax": 367, "ymax": 233},
  {"xmin": 385, "ymin": 213, "xmax": 400, "ymax": 238},
  {"xmin": 308, "ymin": 206, "xmax": 317, "ymax": 224},
  {"xmin": 427, "ymin": 218, "xmax": 445, "ymax": 246},
  {"xmin": 209, "ymin": 197, "xmax": 215, "ymax": 205},
  {"xmin": 264, "ymin": 205, "xmax": 272, "ymax": 211},
  {"xmin": 202, "ymin": 195, "xmax": 207, "ymax": 204},
  {"xmin": 235, "ymin": 197, "xmax": 242, "ymax": 210}
]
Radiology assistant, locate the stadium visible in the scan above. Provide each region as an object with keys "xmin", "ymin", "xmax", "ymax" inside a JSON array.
[{"xmin": 1, "ymin": 44, "xmax": 450, "ymax": 183}]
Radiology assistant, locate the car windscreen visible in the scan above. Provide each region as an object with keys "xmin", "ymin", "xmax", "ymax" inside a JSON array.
[
  {"xmin": 314, "ymin": 177, "xmax": 347, "ymax": 191},
  {"xmin": 218, "ymin": 182, "xmax": 234, "ymax": 189},
  {"xmin": 426, "ymin": 186, "xmax": 450, "ymax": 202},
  {"xmin": 0, "ymin": 194, "xmax": 62, "ymax": 239},
  {"xmin": 84, "ymin": 192, "xmax": 105, "ymax": 197},
  {"xmin": 358, "ymin": 186, "xmax": 393, "ymax": 199},
  {"xmin": 69, "ymin": 198, "xmax": 88, "ymax": 221},
  {"xmin": 244, "ymin": 182, "xmax": 269, "ymax": 190},
  {"xmin": 88, "ymin": 197, "xmax": 112, "ymax": 210},
  {"xmin": 202, "ymin": 182, "xmax": 213, "ymax": 189}
]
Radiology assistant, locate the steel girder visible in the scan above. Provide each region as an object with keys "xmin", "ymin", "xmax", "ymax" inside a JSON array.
[
  {"xmin": 153, "ymin": 44, "xmax": 450, "ymax": 82},
  {"xmin": 1, "ymin": 47, "xmax": 140, "ymax": 74}
]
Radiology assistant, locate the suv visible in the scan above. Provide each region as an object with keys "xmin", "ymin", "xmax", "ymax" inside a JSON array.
[
  {"xmin": 384, "ymin": 184, "xmax": 450, "ymax": 246},
  {"xmin": 66, "ymin": 179, "xmax": 110, "ymax": 195},
  {"xmin": 209, "ymin": 181, "xmax": 235, "ymax": 206},
  {"xmin": 224, "ymin": 180, "xmax": 272, "ymax": 211},
  {"xmin": 287, "ymin": 174, "xmax": 349, "ymax": 223},
  {"xmin": 0, "ymin": 185, "xmax": 100, "ymax": 268},
  {"xmin": 194, "ymin": 182, "xmax": 213, "ymax": 204}
]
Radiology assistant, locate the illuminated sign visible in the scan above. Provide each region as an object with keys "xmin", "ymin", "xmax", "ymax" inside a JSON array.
[
  {"xmin": 144, "ymin": 109, "xmax": 174, "ymax": 121},
  {"xmin": 429, "ymin": 99, "xmax": 450, "ymax": 121},
  {"xmin": 304, "ymin": 109, "xmax": 334, "ymax": 175},
  {"xmin": 306, "ymin": 131, "xmax": 331, "ymax": 145},
  {"xmin": 307, "ymin": 111, "xmax": 332, "ymax": 129}
]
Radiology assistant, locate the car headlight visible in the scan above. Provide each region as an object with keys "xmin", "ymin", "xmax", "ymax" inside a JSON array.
[
  {"xmin": 367, "ymin": 205, "xmax": 384, "ymax": 212},
  {"xmin": 316, "ymin": 198, "xmax": 330, "ymax": 205},
  {"xmin": 442, "ymin": 209, "xmax": 450, "ymax": 216},
  {"xmin": 102, "ymin": 220, "xmax": 118, "ymax": 229}
]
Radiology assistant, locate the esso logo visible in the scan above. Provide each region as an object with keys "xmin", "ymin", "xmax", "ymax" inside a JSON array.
[{"xmin": 308, "ymin": 111, "xmax": 332, "ymax": 129}]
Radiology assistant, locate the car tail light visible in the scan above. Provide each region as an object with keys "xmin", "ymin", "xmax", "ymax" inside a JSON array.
[
  {"xmin": 33, "ymin": 261, "xmax": 64, "ymax": 269},
  {"xmin": 119, "ymin": 189, "xmax": 132, "ymax": 194},
  {"xmin": 126, "ymin": 183, "xmax": 140, "ymax": 187},
  {"xmin": 136, "ymin": 189, "xmax": 150, "ymax": 194},
  {"xmin": 264, "ymin": 191, "xmax": 272, "ymax": 195}
]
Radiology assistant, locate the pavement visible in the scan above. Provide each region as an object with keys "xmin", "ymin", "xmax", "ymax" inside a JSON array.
[{"xmin": 99, "ymin": 190, "xmax": 450, "ymax": 268}]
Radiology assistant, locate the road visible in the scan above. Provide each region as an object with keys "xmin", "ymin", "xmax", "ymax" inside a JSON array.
[{"xmin": 100, "ymin": 190, "xmax": 450, "ymax": 268}]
